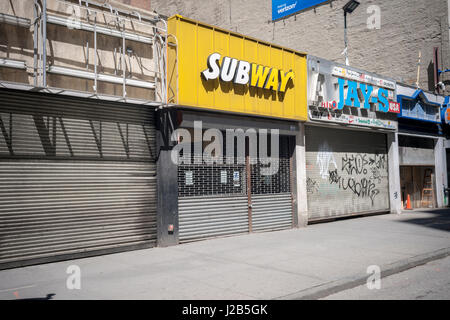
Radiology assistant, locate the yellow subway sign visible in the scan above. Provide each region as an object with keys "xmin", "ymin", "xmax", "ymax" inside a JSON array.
[
  {"xmin": 167, "ymin": 15, "xmax": 307, "ymax": 121},
  {"xmin": 201, "ymin": 53, "xmax": 295, "ymax": 93}
]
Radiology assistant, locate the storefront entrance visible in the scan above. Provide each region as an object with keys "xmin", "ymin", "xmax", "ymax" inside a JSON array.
[
  {"xmin": 398, "ymin": 134, "xmax": 437, "ymax": 209},
  {"xmin": 305, "ymin": 126, "xmax": 391, "ymax": 221},
  {"xmin": 400, "ymin": 166, "xmax": 436, "ymax": 208},
  {"xmin": 177, "ymin": 130, "xmax": 295, "ymax": 242}
]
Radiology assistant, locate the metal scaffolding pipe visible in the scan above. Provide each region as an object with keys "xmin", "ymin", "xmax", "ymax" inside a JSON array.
[
  {"xmin": 122, "ymin": 19, "xmax": 126, "ymax": 98},
  {"xmin": 4, "ymin": 0, "xmax": 168, "ymax": 105},
  {"xmin": 47, "ymin": 65, "xmax": 155, "ymax": 89},
  {"xmin": 54, "ymin": 0, "xmax": 165, "ymax": 31},
  {"xmin": 42, "ymin": 0, "xmax": 47, "ymax": 87},
  {"xmin": 46, "ymin": 14, "xmax": 154, "ymax": 44},
  {"xmin": 0, "ymin": 58, "xmax": 27, "ymax": 69},
  {"xmin": 0, "ymin": 13, "xmax": 31, "ymax": 28},
  {"xmin": 93, "ymin": 12, "xmax": 97, "ymax": 93},
  {"xmin": 33, "ymin": 1, "xmax": 40, "ymax": 86}
]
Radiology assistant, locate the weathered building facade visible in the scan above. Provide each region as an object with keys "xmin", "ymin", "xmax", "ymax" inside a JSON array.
[
  {"xmin": 0, "ymin": 0, "xmax": 167, "ymax": 269},
  {"xmin": 396, "ymin": 83, "xmax": 447, "ymax": 209}
]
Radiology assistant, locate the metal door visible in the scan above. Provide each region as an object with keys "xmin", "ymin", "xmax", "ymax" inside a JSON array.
[
  {"xmin": 305, "ymin": 126, "xmax": 390, "ymax": 221},
  {"xmin": 250, "ymin": 136, "xmax": 294, "ymax": 232},
  {"xmin": 0, "ymin": 89, "xmax": 157, "ymax": 269},
  {"xmin": 178, "ymin": 134, "xmax": 294, "ymax": 242}
]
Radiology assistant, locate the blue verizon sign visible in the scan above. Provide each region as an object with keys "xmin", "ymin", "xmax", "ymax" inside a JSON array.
[{"xmin": 272, "ymin": 0, "xmax": 328, "ymax": 21}]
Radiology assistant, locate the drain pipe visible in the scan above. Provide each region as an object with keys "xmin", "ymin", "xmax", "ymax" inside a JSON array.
[
  {"xmin": 33, "ymin": 0, "xmax": 41, "ymax": 87},
  {"xmin": 42, "ymin": 0, "xmax": 47, "ymax": 87}
]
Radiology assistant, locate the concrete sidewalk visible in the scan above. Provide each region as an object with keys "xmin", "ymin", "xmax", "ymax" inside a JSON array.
[{"xmin": 1, "ymin": 209, "xmax": 450, "ymax": 300}]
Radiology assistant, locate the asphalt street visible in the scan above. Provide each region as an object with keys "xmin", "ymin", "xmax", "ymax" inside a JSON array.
[{"xmin": 324, "ymin": 255, "xmax": 450, "ymax": 299}]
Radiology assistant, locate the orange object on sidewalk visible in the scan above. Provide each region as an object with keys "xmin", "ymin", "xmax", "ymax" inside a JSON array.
[{"xmin": 405, "ymin": 194, "xmax": 413, "ymax": 210}]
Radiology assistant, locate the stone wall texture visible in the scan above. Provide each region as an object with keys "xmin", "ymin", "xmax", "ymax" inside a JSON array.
[
  {"xmin": 117, "ymin": 0, "xmax": 151, "ymax": 11},
  {"xmin": 151, "ymin": 0, "xmax": 450, "ymax": 94}
]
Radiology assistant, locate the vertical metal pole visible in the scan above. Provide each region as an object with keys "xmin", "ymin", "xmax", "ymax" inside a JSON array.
[
  {"xmin": 86, "ymin": 41, "xmax": 89, "ymax": 69},
  {"xmin": 162, "ymin": 19, "xmax": 168, "ymax": 106},
  {"xmin": 161, "ymin": 36, "xmax": 165, "ymax": 105},
  {"xmin": 122, "ymin": 20, "xmax": 126, "ymax": 98},
  {"xmin": 93, "ymin": 12, "xmax": 98, "ymax": 94},
  {"xmin": 113, "ymin": 48, "xmax": 117, "ymax": 75},
  {"xmin": 246, "ymin": 144, "xmax": 252, "ymax": 233},
  {"xmin": 344, "ymin": 11, "xmax": 349, "ymax": 66},
  {"xmin": 42, "ymin": 0, "xmax": 47, "ymax": 87},
  {"xmin": 161, "ymin": 35, "xmax": 166, "ymax": 105},
  {"xmin": 289, "ymin": 136, "xmax": 296, "ymax": 227},
  {"xmin": 33, "ymin": 1, "xmax": 38, "ymax": 87},
  {"xmin": 434, "ymin": 47, "xmax": 439, "ymax": 94},
  {"xmin": 153, "ymin": 28, "xmax": 158, "ymax": 101}
]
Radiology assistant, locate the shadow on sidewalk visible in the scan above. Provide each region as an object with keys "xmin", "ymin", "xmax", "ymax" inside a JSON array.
[
  {"xmin": 15, "ymin": 293, "xmax": 56, "ymax": 301},
  {"xmin": 397, "ymin": 208, "xmax": 450, "ymax": 232}
]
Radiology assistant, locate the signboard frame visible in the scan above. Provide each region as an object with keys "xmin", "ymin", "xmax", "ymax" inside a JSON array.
[
  {"xmin": 272, "ymin": 0, "xmax": 330, "ymax": 21},
  {"xmin": 167, "ymin": 15, "xmax": 308, "ymax": 121},
  {"xmin": 307, "ymin": 55, "xmax": 398, "ymax": 130}
]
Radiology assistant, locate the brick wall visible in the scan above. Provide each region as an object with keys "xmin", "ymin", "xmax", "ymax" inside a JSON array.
[
  {"xmin": 151, "ymin": 0, "xmax": 450, "ymax": 95},
  {"xmin": 114, "ymin": 0, "xmax": 151, "ymax": 11}
]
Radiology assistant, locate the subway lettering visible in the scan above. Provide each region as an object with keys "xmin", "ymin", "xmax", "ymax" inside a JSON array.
[{"xmin": 201, "ymin": 53, "xmax": 294, "ymax": 93}]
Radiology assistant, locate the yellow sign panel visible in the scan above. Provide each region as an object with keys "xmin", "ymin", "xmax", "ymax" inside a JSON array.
[{"xmin": 167, "ymin": 15, "xmax": 307, "ymax": 121}]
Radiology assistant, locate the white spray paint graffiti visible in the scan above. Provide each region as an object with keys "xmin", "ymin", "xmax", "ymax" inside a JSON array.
[{"xmin": 316, "ymin": 141, "xmax": 337, "ymax": 180}]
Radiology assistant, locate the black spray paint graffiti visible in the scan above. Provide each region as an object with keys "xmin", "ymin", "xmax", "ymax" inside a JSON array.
[
  {"xmin": 368, "ymin": 154, "xmax": 387, "ymax": 170},
  {"xmin": 341, "ymin": 153, "xmax": 387, "ymax": 176},
  {"xmin": 328, "ymin": 169, "xmax": 380, "ymax": 205},
  {"xmin": 341, "ymin": 154, "xmax": 369, "ymax": 175},
  {"xmin": 306, "ymin": 177, "xmax": 319, "ymax": 194},
  {"xmin": 369, "ymin": 167, "xmax": 382, "ymax": 184}
]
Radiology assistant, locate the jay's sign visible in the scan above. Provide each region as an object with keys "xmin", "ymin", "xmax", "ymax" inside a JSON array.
[{"xmin": 307, "ymin": 56, "xmax": 398, "ymax": 130}]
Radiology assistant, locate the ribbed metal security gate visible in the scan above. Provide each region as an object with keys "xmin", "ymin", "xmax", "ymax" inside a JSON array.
[
  {"xmin": 305, "ymin": 126, "xmax": 390, "ymax": 221},
  {"xmin": 178, "ymin": 158, "xmax": 249, "ymax": 241},
  {"xmin": 250, "ymin": 153, "xmax": 293, "ymax": 232},
  {"xmin": 0, "ymin": 89, "xmax": 157, "ymax": 269},
  {"xmin": 178, "ymin": 135, "xmax": 294, "ymax": 242}
]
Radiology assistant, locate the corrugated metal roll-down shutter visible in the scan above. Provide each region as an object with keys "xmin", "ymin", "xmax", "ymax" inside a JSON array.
[
  {"xmin": 305, "ymin": 126, "xmax": 390, "ymax": 221},
  {"xmin": 177, "ymin": 156, "xmax": 249, "ymax": 242},
  {"xmin": 0, "ymin": 89, "xmax": 157, "ymax": 269},
  {"xmin": 250, "ymin": 150, "xmax": 293, "ymax": 232},
  {"xmin": 179, "ymin": 196, "xmax": 249, "ymax": 242},
  {"xmin": 251, "ymin": 193, "xmax": 292, "ymax": 232}
]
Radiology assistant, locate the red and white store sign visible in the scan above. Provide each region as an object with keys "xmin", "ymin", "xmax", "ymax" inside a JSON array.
[{"xmin": 388, "ymin": 101, "xmax": 400, "ymax": 114}]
